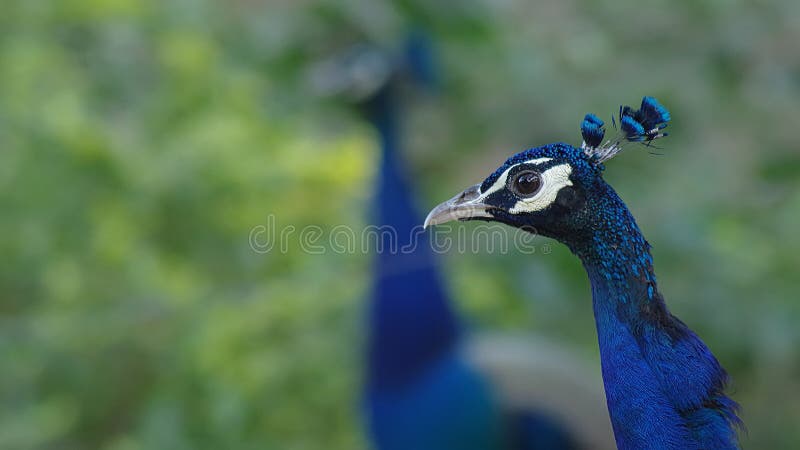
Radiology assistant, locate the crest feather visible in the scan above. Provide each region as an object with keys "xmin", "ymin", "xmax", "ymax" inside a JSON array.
[{"xmin": 581, "ymin": 96, "xmax": 671, "ymax": 164}]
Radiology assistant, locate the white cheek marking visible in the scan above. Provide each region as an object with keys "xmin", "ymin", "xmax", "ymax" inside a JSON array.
[
  {"xmin": 509, "ymin": 163, "xmax": 573, "ymax": 213},
  {"xmin": 478, "ymin": 157, "xmax": 553, "ymax": 199}
]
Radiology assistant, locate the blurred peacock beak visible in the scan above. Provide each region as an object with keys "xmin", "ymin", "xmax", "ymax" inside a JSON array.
[{"xmin": 424, "ymin": 183, "xmax": 495, "ymax": 228}]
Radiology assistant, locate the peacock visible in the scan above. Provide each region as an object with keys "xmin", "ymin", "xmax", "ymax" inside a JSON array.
[
  {"xmin": 425, "ymin": 96, "xmax": 743, "ymax": 450},
  {"xmin": 318, "ymin": 33, "xmax": 616, "ymax": 450}
]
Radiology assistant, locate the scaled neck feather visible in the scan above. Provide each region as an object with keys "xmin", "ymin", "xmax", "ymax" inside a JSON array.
[{"xmin": 567, "ymin": 181, "xmax": 740, "ymax": 450}]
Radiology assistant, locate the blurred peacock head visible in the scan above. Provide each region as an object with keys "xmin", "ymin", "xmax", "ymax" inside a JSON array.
[
  {"xmin": 309, "ymin": 31, "xmax": 438, "ymax": 107},
  {"xmin": 424, "ymin": 97, "xmax": 670, "ymax": 242}
]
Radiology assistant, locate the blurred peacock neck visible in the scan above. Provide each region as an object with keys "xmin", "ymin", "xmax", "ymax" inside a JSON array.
[{"xmin": 366, "ymin": 88, "xmax": 460, "ymax": 389}]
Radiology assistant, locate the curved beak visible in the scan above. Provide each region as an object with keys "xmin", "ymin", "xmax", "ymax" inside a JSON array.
[{"xmin": 423, "ymin": 183, "xmax": 495, "ymax": 228}]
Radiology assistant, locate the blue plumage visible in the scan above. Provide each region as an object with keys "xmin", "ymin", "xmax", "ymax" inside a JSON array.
[
  {"xmin": 620, "ymin": 115, "xmax": 646, "ymax": 142},
  {"xmin": 426, "ymin": 97, "xmax": 742, "ymax": 450},
  {"xmin": 638, "ymin": 96, "xmax": 671, "ymax": 129},
  {"xmin": 403, "ymin": 30, "xmax": 438, "ymax": 89},
  {"xmin": 618, "ymin": 97, "xmax": 670, "ymax": 142},
  {"xmin": 579, "ymin": 182, "xmax": 741, "ymax": 449},
  {"xmin": 356, "ymin": 35, "xmax": 613, "ymax": 449},
  {"xmin": 365, "ymin": 80, "xmax": 585, "ymax": 450},
  {"xmin": 581, "ymin": 113, "xmax": 606, "ymax": 149},
  {"xmin": 510, "ymin": 411, "xmax": 578, "ymax": 450},
  {"xmin": 366, "ymin": 88, "xmax": 460, "ymax": 388},
  {"xmin": 366, "ymin": 96, "xmax": 504, "ymax": 446}
]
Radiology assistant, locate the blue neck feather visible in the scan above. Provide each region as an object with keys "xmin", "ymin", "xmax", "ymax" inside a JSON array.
[
  {"xmin": 569, "ymin": 180, "xmax": 740, "ymax": 450},
  {"xmin": 366, "ymin": 89, "xmax": 460, "ymax": 389}
]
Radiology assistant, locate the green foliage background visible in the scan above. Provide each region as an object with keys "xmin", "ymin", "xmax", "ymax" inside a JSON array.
[{"xmin": 1, "ymin": 0, "xmax": 799, "ymax": 449}]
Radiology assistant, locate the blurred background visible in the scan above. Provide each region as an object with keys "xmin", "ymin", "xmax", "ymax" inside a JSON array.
[{"xmin": 2, "ymin": 0, "xmax": 799, "ymax": 449}]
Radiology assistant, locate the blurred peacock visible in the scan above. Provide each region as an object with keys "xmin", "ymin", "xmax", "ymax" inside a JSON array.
[
  {"xmin": 425, "ymin": 97, "xmax": 743, "ymax": 450},
  {"xmin": 312, "ymin": 33, "xmax": 616, "ymax": 450}
]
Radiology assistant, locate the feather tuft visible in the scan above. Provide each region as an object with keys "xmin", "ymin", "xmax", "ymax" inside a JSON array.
[
  {"xmin": 620, "ymin": 115, "xmax": 646, "ymax": 141},
  {"xmin": 581, "ymin": 113, "xmax": 606, "ymax": 149},
  {"xmin": 582, "ymin": 96, "xmax": 671, "ymax": 164},
  {"xmin": 639, "ymin": 96, "xmax": 671, "ymax": 130}
]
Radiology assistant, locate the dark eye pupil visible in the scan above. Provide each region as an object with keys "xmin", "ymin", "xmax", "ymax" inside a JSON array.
[{"xmin": 515, "ymin": 172, "xmax": 541, "ymax": 195}]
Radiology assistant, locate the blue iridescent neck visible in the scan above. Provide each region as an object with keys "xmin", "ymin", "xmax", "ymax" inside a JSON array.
[
  {"xmin": 566, "ymin": 181, "xmax": 739, "ymax": 450},
  {"xmin": 366, "ymin": 88, "xmax": 460, "ymax": 389}
]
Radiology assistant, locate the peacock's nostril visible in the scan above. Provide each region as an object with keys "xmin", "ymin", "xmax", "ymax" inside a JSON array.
[{"xmin": 455, "ymin": 184, "xmax": 481, "ymax": 204}]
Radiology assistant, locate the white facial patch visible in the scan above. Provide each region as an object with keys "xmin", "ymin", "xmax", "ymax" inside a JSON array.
[
  {"xmin": 478, "ymin": 157, "xmax": 552, "ymax": 199},
  {"xmin": 509, "ymin": 163, "xmax": 573, "ymax": 213}
]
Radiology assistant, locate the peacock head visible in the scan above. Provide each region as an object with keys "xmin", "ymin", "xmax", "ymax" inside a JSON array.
[
  {"xmin": 424, "ymin": 97, "xmax": 670, "ymax": 242},
  {"xmin": 309, "ymin": 31, "xmax": 437, "ymax": 110}
]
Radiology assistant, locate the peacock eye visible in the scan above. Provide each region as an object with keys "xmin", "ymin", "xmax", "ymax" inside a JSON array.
[{"xmin": 511, "ymin": 170, "xmax": 542, "ymax": 197}]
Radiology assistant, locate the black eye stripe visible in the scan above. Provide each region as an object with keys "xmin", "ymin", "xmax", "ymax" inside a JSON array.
[
  {"xmin": 480, "ymin": 160, "xmax": 568, "ymax": 204},
  {"xmin": 515, "ymin": 161, "xmax": 559, "ymax": 173}
]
